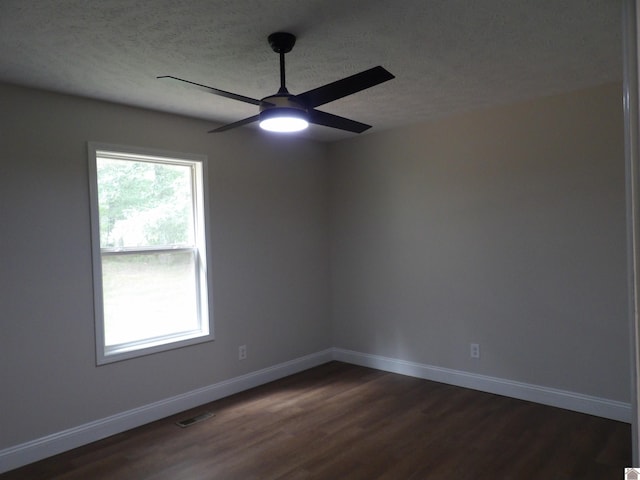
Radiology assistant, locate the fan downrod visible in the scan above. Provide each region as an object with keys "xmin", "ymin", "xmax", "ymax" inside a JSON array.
[{"xmin": 268, "ymin": 32, "xmax": 296, "ymax": 53}]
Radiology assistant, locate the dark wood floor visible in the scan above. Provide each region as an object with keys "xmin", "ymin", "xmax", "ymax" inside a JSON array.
[{"xmin": 1, "ymin": 362, "xmax": 631, "ymax": 479}]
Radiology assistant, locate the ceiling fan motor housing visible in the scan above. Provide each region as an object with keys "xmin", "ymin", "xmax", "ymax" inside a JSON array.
[{"xmin": 259, "ymin": 94, "xmax": 308, "ymax": 122}]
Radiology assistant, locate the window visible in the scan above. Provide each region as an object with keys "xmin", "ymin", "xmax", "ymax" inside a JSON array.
[{"xmin": 88, "ymin": 143, "xmax": 212, "ymax": 364}]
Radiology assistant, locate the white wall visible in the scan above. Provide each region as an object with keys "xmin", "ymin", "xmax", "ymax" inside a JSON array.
[
  {"xmin": 329, "ymin": 82, "xmax": 630, "ymax": 403},
  {"xmin": 0, "ymin": 83, "xmax": 331, "ymax": 450}
]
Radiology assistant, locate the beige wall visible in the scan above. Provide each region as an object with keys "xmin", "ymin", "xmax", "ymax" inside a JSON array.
[
  {"xmin": 0, "ymin": 83, "xmax": 331, "ymax": 449},
  {"xmin": 328, "ymin": 82, "xmax": 629, "ymax": 402},
  {"xmin": 0, "ymin": 80, "xmax": 630, "ymax": 456}
]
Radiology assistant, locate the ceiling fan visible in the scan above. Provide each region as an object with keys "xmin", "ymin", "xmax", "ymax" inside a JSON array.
[{"xmin": 158, "ymin": 32, "xmax": 395, "ymax": 134}]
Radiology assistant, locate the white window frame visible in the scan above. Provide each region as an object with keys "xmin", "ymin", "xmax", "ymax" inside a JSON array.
[{"xmin": 88, "ymin": 142, "xmax": 213, "ymax": 364}]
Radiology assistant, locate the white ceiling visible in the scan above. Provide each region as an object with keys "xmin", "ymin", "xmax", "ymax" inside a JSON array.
[{"xmin": 0, "ymin": 0, "xmax": 623, "ymax": 142}]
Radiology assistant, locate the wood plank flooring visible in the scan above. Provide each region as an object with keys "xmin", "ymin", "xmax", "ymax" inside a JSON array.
[{"xmin": 1, "ymin": 362, "xmax": 631, "ymax": 479}]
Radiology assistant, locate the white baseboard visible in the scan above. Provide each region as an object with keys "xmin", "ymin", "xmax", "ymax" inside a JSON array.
[
  {"xmin": 1, "ymin": 347, "xmax": 631, "ymax": 474},
  {"xmin": 0, "ymin": 349, "xmax": 333, "ymax": 474},
  {"xmin": 332, "ymin": 348, "xmax": 632, "ymax": 423}
]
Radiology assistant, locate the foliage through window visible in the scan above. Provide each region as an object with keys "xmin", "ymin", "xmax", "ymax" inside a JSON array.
[{"xmin": 88, "ymin": 143, "xmax": 212, "ymax": 364}]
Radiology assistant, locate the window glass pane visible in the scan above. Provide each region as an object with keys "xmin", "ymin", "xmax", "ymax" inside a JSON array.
[
  {"xmin": 89, "ymin": 144, "xmax": 211, "ymax": 364},
  {"xmin": 102, "ymin": 251, "xmax": 199, "ymax": 347},
  {"xmin": 96, "ymin": 158, "xmax": 194, "ymax": 248}
]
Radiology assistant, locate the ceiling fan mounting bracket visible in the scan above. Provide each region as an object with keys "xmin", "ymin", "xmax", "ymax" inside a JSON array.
[{"xmin": 268, "ymin": 32, "xmax": 296, "ymax": 54}]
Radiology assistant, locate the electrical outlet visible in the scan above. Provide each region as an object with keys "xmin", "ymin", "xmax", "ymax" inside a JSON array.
[
  {"xmin": 238, "ymin": 345, "xmax": 247, "ymax": 360},
  {"xmin": 470, "ymin": 343, "xmax": 480, "ymax": 359}
]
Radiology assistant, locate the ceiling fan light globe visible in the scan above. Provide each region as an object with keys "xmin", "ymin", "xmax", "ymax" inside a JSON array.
[
  {"xmin": 259, "ymin": 107, "xmax": 309, "ymax": 133},
  {"xmin": 260, "ymin": 116, "xmax": 309, "ymax": 132}
]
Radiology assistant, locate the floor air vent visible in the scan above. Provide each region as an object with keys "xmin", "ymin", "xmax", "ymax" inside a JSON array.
[{"xmin": 175, "ymin": 411, "xmax": 215, "ymax": 428}]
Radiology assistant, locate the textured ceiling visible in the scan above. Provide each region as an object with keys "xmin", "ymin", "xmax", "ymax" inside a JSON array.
[{"xmin": 0, "ymin": 0, "xmax": 623, "ymax": 142}]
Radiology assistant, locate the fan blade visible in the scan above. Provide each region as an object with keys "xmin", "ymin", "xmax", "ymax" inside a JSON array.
[
  {"xmin": 296, "ymin": 66, "xmax": 394, "ymax": 108},
  {"xmin": 208, "ymin": 115, "xmax": 260, "ymax": 133},
  {"xmin": 158, "ymin": 75, "xmax": 262, "ymax": 106},
  {"xmin": 308, "ymin": 109, "xmax": 371, "ymax": 133}
]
